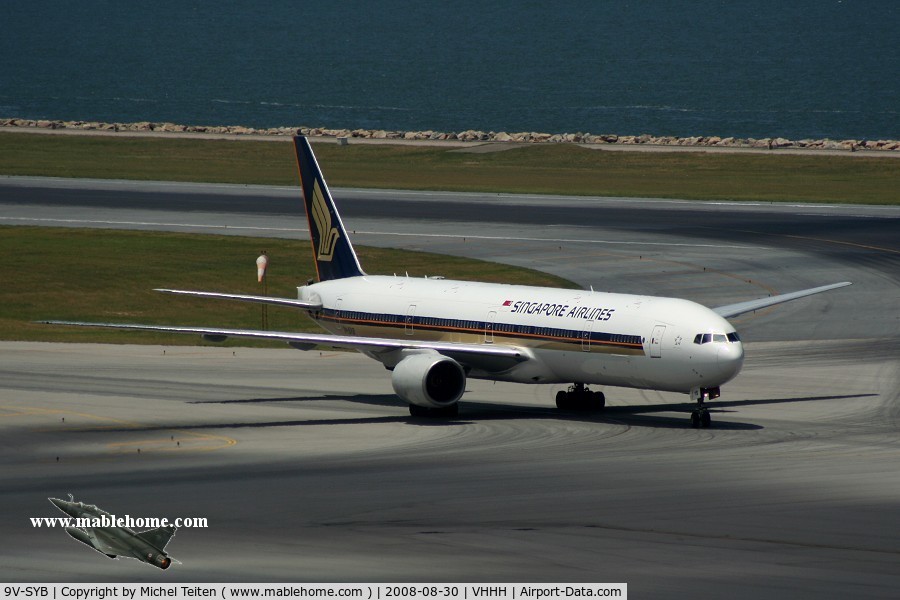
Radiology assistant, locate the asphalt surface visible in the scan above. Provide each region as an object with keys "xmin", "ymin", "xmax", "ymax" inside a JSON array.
[{"xmin": 1, "ymin": 176, "xmax": 899, "ymax": 596}]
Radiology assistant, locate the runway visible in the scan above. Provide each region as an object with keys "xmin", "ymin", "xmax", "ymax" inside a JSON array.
[{"xmin": 1, "ymin": 176, "xmax": 899, "ymax": 596}]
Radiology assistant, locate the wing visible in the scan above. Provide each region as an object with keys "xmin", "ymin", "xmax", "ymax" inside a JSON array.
[
  {"xmin": 88, "ymin": 530, "xmax": 132, "ymax": 556},
  {"xmin": 40, "ymin": 321, "xmax": 529, "ymax": 371},
  {"xmin": 136, "ymin": 526, "xmax": 177, "ymax": 550},
  {"xmin": 154, "ymin": 289, "xmax": 322, "ymax": 310},
  {"xmin": 713, "ymin": 281, "xmax": 851, "ymax": 319}
]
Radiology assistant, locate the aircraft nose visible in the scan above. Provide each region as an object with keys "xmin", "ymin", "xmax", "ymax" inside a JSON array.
[
  {"xmin": 49, "ymin": 497, "xmax": 75, "ymax": 515},
  {"xmin": 717, "ymin": 342, "xmax": 745, "ymax": 379}
]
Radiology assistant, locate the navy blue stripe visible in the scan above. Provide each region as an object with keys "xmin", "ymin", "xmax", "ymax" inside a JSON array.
[{"xmin": 315, "ymin": 308, "xmax": 644, "ymax": 349}]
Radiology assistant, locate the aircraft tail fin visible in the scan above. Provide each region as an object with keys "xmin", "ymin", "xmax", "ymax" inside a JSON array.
[
  {"xmin": 294, "ymin": 136, "xmax": 365, "ymax": 281},
  {"xmin": 136, "ymin": 526, "xmax": 177, "ymax": 550}
]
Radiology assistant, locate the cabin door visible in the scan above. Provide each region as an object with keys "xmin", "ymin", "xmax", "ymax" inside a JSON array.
[
  {"xmin": 650, "ymin": 324, "xmax": 666, "ymax": 358},
  {"xmin": 581, "ymin": 320, "xmax": 594, "ymax": 352},
  {"xmin": 485, "ymin": 310, "xmax": 496, "ymax": 343},
  {"xmin": 405, "ymin": 304, "xmax": 416, "ymax": 335}
]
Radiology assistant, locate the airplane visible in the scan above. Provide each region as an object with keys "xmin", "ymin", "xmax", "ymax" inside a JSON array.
[
  {"xmin": 45, "ymin": 136, "xmax": 851, "ymax": 427},
  {"xmin": 48, "ymin": 496, "xmax": 177, "ymax": 569}
]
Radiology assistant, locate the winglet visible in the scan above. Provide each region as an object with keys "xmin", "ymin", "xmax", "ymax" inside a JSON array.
[
  {"xmin": 713, "ymin": 281, "xmax": 852, "ymax": 319},
  {"xmin": 294, "ymin": 136, "xmax": 365, "ymax": 281}
]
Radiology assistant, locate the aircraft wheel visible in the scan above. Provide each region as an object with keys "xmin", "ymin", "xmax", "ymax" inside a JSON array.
[
  {"xmin": 555, "ymin": 390, "xmax": 569, "ymax": 410},
  {"xmin": 409, "ymin": 404, "xmax": 429, "ymax": 417},
  {"xmin": 690, "ymin": 411, "xmax": 701, "ymax": 428},
  {"xmin": 593, "ymin": 391, "xmax": 606, "ymax": 410},
  {"xmin": 700, "ymin": 410, "xmax": 711, "ymax": 428}
]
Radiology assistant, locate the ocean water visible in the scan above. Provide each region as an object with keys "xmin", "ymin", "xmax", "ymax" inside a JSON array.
[{"xmin": 1, "ymin": 1, "xmax": 897, "ymax": 139}]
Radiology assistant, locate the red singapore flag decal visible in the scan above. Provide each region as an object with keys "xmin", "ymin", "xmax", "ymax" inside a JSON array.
[{"xmin": 502, "ymin": 300, "xmax": 513, "ymax": 307}]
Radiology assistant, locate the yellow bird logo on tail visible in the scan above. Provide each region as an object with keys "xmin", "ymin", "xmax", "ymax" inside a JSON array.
[{"xmin": 311, "ymin": 180, "xmax": 340, "ymax": 261}]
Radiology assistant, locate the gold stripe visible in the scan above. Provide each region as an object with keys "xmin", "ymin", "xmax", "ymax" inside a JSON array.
[{"xmin": 319, "ymin": 315, "xmax": 645, "ymax": 356}]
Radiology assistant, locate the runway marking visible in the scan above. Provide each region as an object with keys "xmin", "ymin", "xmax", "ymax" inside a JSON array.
[
  {"xmin": 0, "ymin": 215, "xmax": 308, "ymax": 233},
  {"xmin": 718, "ymin": 227, "xmax": 900, "ymax": 255},
  {"xmin": 582, "ymin": 522, "xmax": 900, "ymax": 556},
  {"xmin": 0, "ymin": 404, "xmax": 237, "ymax": 455},
  {"xmin": 341, "ymin": 188, "xmax": 900, "ymax": 211},
  {"xmin": 106, "ymin": 434, "xmax": 236, "ymax": 453},
  {"xmin": 795, "ymin": 213, "xmax": 897, "ymax": 219},
  {"xmin": 353, "ymin": 230, "xmax": 763, "ymax": 250},
  {"xmin": 0, "ymin": 215, "xmax": 765, "ymax": 249}
]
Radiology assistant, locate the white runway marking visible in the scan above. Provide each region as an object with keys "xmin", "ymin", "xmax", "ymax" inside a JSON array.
[
  {"xmin": 352, "ymin": 229, "xmax": 765, "ymax": 250},
  {"xmin": 0, "ymin": 216, "xmax": 764, "ymax": 249},
  {"xmin": 0, "ymin": 215, "xmax": 307, "ymax": 233}
]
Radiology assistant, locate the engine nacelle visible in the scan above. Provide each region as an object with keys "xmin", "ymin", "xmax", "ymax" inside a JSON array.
[
  {"xmin": 391, "ymin": 353, "xmax": 466, "ymax": 409},
  {"xmin": 133, "ymin": 549, "xmax": 172, "ymax": 569},
  {"xmin": 149, "ymin": 553, "xmax": 172, "ymax": 569}
]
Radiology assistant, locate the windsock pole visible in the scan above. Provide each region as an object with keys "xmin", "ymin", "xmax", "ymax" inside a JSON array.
[{"xmin": 257, "ymin": 253, "xmax": 269, "ymax": 329}]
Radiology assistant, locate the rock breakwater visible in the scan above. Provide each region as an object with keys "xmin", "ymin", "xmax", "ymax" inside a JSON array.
[{"xmin": 2, "ymin": 118, "xmax": 898, "ymax": 152}]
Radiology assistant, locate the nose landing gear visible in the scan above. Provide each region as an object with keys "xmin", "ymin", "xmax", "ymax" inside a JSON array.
[
  {"xmin": 690, "ymin": 386, "xmax": 719, "ymax": 428},
  {"xmin": 555, "ymin": 383, "xmax": 606, "ymax": 411}
]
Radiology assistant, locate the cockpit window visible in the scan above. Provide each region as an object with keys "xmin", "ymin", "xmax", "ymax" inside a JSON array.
[{"xmin": 694, "ymin": 332, "xmax": 741, "ymax": 344}]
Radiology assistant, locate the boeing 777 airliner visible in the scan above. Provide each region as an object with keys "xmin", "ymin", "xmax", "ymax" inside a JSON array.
[{"xmin": 47, "ymin": 137, "xmax": 851, "ymax": 427}]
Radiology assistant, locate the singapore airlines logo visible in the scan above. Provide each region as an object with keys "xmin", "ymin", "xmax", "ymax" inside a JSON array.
[{"xmin": 311, "ymin": 180, "xmax": 340, "ymax": 261}]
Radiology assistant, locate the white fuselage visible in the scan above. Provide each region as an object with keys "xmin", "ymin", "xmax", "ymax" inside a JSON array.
[{"xmin": 299, "ymin": 275, "xmax": 744, "ymax": 394}]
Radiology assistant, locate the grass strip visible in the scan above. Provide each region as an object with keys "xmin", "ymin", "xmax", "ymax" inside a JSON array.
[
  {"xmin": 1, "ymin": 132, "xmax": 897, "ymax": 204},
  {"xmin": 0, "ymin": 226, "xmax": 577, "ymax": 346}
]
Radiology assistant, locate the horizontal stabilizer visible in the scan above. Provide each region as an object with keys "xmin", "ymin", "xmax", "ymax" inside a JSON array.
[
  {"xmin": 155, "ymin": 289, "xmax": 322, "ymax": 310},
  {"xmin": 713, "ymin": 282, "xmax": 851, "ymax": 319}
]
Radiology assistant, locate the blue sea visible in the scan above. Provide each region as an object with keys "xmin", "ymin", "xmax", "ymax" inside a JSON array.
[{"xmin": 1, "ymin": 1, "xmax": 897, "ymax": 140}]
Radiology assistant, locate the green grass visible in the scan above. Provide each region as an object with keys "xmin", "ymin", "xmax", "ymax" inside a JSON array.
[
  {"xmin": 0, "ymin": 226, "xmax": 577, "ymax": 346},
  {"xmin": 1, "ymin": 132, "xmax": 897, "ymax": 204}
]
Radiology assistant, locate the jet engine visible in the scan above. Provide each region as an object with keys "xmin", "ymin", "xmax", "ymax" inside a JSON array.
[
  {"xmin": 391, "ymin": 353, "xmax": 466, "ymax": 409},
  {"xmin": 150, "ymin": 553, "xmax": 172, "ymax": 569},
  {"xmin": 134, "ymin": 550, "xmax": 172, "ymax": 569}
]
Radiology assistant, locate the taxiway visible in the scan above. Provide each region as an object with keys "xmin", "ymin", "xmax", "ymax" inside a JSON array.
[{"xmin": 0, "ymin": 177, "xmax": 898, "ymax": 597}]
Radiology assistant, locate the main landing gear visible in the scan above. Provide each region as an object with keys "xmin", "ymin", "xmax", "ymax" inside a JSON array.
[
  {"xmin": 555, "ymin": 383, "xmax": 606, "ymax": 411},
  {"xmin": 690, "ymin": 387, "xmax": 719, "ymax": 428}
]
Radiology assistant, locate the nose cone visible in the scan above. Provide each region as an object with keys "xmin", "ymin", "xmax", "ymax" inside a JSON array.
[
  {"xmin": 49, "ymin": 497, "xmax": 76, "ymax": 516},
  {"xmin": 717, "ymin": 342, "xmax": 745, "ymax": 382}
]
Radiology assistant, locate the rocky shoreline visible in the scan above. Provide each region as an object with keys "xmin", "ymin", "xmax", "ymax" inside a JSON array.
[{"xmin": 2, "ymin": 117, "xmax": 898, "ymax": 152}]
